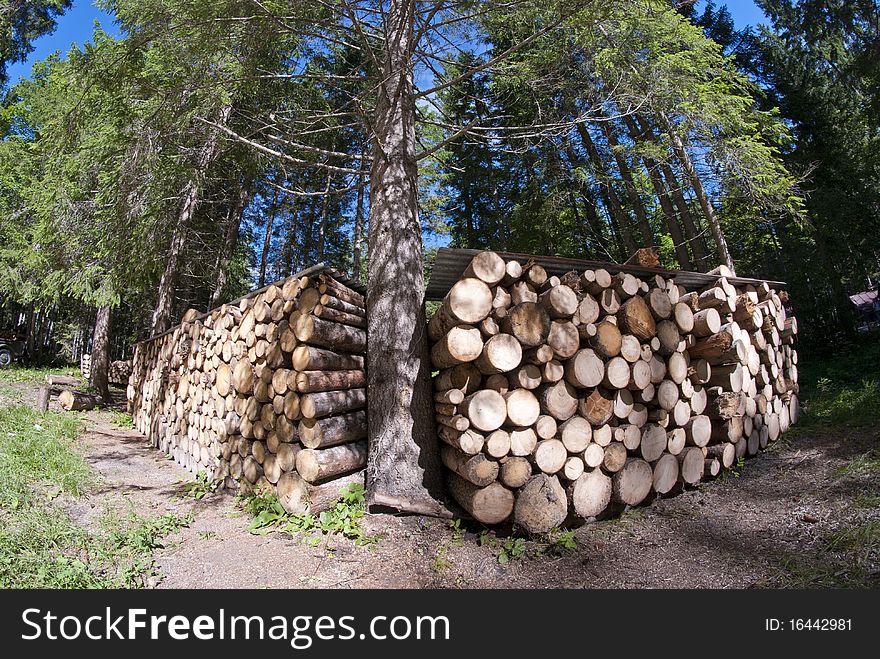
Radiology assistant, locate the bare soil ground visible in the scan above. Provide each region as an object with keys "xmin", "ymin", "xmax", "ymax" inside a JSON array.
[{"xmin": 7, "ymin": 380, "xmax": 879, "ymax": 588}]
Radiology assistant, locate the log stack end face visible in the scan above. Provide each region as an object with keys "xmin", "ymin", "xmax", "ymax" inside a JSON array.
[
  {"xmin": 127, "ymin": 270, "xmax": 368, "ymax": 514},
  {"xmin": 428, "ymin": 251, "xmax": 800, "ymax": 531}
]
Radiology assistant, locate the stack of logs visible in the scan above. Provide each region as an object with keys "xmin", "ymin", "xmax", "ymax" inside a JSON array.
[
  {"xmin": 429, "ymin": 251, "xmax": 800, "ymax": 532},
  {"xmin": 128, "ymin": 269, "xmax": 369, "ymax": 514}
]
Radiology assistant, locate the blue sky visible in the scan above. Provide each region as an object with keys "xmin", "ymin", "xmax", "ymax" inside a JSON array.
[{"xmin": 6, "ymin": 1, "xmax": 768, "ymax": 86}]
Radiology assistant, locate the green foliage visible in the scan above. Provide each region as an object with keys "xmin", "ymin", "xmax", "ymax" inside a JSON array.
[
  {"xmin": 182, "ymin": 471, "xmax": 219, "ymax": 500},
  {"xmin": 796, "ymin": 339, "xmax": 880, "ymax": 430},
  {"xmin": 546, "ymin": 528, "xmax": 578, "ymax": 554},
  {"xmin": 448, "ymin": 517, "xmax": 464, "ymax": 540},
  {"xmin": 243, "ymin": 483, "xmax": 380, "ymax": 547},
  {"xmin": 108, "ymin": 409, "xmax": 133, "ymax": 428},
  {"xmin": 496, "ymin": 537, "xmax": 527, "ymax": 564},
  {"xmin": 0, "ymin": 404, "xmax": 190, "ymax": 587},
  {"xmin": 0, "ymin": 1, "xmax": 72, "ymax": 87}
]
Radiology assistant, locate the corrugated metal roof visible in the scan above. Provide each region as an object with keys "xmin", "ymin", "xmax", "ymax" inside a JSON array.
[
  {"xmin": 850, "ymin": 289, "xmax": 879, "ymax": 309},
  {"xmin": 425, "ymin": 248, "xmax": 787, "ymax": 301},
  {"xmin": 139, "ymin": 263, "xmax": 365, "ymax": 344}
]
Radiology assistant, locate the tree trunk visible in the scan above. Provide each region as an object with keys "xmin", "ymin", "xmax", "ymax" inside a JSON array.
[
  {"xmin": 211, "ymin": 177, "xmax": 252, "ymax": 308},
  {"xmin": 151, "ymin": 105, "xmax": 231, "ymax": 334},
  {"xmin": 622, "ymin": 116, "xmax": 692, "ymax": 269},
  {"xmin": 259, "ymin": 187, "xmax": 280, "ymax": 288},
  {"xmin": 660, "ymin": 114, "xmax": 734, "ymax": 273},
  {"xmin": 353, "ymin": 148, "xmax": 368, "ymax": 282},
  {"xmin": 90, "ymin": 305, "xmax": 112, "ymax": 401},
  {"xmin": 575, "ymin": 122, "xmax": 636, "ymax": 256},
  {"xmin": 316, "ymin": 171, "xmax": 333, "ymax": 262},
  {"xmin": 634, "ymin": 114, "xmax": 710, "ymax": 265},
  {"xmin": 365, "ymin": 0, "xmax": 445, "ymax": 515},
  {"xmin": 600, "ymin": 120, "xmax": 653, "ymax": 247}
]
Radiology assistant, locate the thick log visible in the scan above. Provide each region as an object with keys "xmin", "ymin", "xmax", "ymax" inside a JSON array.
[
  {"xmin": 499, "ymin": 456, "xmax": 532, "ymax": 488},
  {"xmin": 295, "ymin": 440, "xmax": 368, "ymax": 483},
  {"xmin": 438, "ymin": 427, "xmax": 484, "ymax": 454},
  {"xmin": 461, "ymin": 389, "xmax": 507, "ymax": 432},
  {"xmin": 673, "ymin": 302, "xmax": 695, "ymax": 333},
  {"xmin": 504, "ymin": 388, "xmax": 541, "ymax": 427},
  {"xmin": 428, "ymin": 278, "xmax": 494, "ymax": 340},
  {"xmin": 539, "ymin": 380, "xmax": 579, "ymax": 421},
  {"xmin": 463, "ymin": 251, "xmax": 507, "ymax": 285},
  {"xmin": 46, "ymin": 375, "xmax": 79, "ymax": 387},
  {"xmin": 652, "ymin": 453, "xmax": 679, "ymax": 494},
  {"xmin": 295, "ymin": 369, "xmax": 365, "ymax": 394},
  {"xmin": 666, "ymin": 427, "xmax": 686, "ymax": 455},
  {"xmin": 617, "ymin": 295, "xmax": 657, "ymax": 341},
  {"xmin": 539, "ymin": 285, "xmax": 579, "ymax": 319},
  {"xmin": 300, "ymin": 388, "xmax": 366, "ymax": 419},
  {"xmin": 580, "ymin": 388, "xmax": 614, "ymax": 426},
  {"xmin": 589, "ymin": 321, "xmax": 622, "ymax": 359},
  {"xmin": 435, "ymin": 363, "xmax": 482, "ymax": 393},
  {"xmin": 583, "ymin": 443, "xmax": 605, "ymax": 468},
  {"xmin": 564, "ymin": 349, "xmax": 604, "ymax": 388},
  {"xmin": 500, "ymin": 302, "xmax": 551, "ymax": 347},
  {"xmin": 684, "ymin": 415, "xmax": 712, "ymax": 447},
  {"xmin": 447, "ymin": 473, "xmax": 514, "ymax": 524},
  {"xmin": 431, "ymin": 325, "xmax": 484, "ymax": 369},
  {"xmin": 577, "ymin": 295, "xmax": 601, "ymax": 325},
  {"xmin": 509, "ymin": 427, "xmax": 538, "ymax": 456},
  {"xmin": 603, "ymin": 356, "xmax": 631, "ymax": 390},
  {"xmin": 299, "ymin": 411, "xmax": 367, "ymax": 449},
  {"xmin": 292, "ymin": 346, "xmax": 364, "ymax": 372},
  {"xmin": 475, "ymin": 333, "xmax": 523, "ymax": 374},
  {"xmin": 485, "ymin": 429, "xmax": 511, "ymax": 458},
  {"xmin": 276, "ymin": 470, "xmax": 363, "ymax": 515},
  {"xmin": 602, "ymin": 443, "xmax": 628, "ymax": 473},
  {"xmin": 509, "ymin": 364, "xmax": 542, "ymax": 390},
  {"xmin": 58, "ymin": 390, "xmax": 101, "ymax": 411},
  {"xmin": 640, "ymin": 424, "xmax": 667, "ymax": 462},
  {"xmin": 294, "ymin": 315, "xmax": 366, "ymax": 354},
  {"xmin": 571, "ymin": 469, "xmax": 612, "ymax": 518},
  {"xmin": 647, "ymin": 287, "xmax": 672, "ymax": 320},
  {"xmin": 441, "ymin": 446, "xmax": 499, "ymax": 487},
  {"xmin": 533, "ymin": 439, "xmax": 568, "ymax": 475},
  {"xmin": 692, "ymin": 308, "xmax": 721, "ymax": 337},
  {"xmin": 534, "ymin": 415, "xmax": 557, "ymax": 440},
  {"xmin": 678, "ymin": 447, "xmax": 704, "ymax": 485},
  {"xmin": 612, "ymin": 458, "xmax": 653, "ymax": 505},
  {"xmin": 559, "ymin": 416, "xmax": 592, "ymax": 453},
  {"xmin": 547, "ymin": 321, "xmax": 579, "ymax": 359},
  {"xmin": 514, "ymin": 474, "xmax": 568, "ymax": 534},
  {"xmin": 656, "ymin": 320, "xmax": 682, "ymax": 356},
  {"xmin": 232, "ymin": 359, "xmax": 255, "ymax": 395}
]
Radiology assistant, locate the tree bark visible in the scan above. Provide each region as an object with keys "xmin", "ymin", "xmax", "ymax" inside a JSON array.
[
  {"xmin": 365, "ymin": 0, "xmax": 445, "ymax": 515},
  {"xmin": 660, "ymin": 114, "xmax": 734, "ymax": 272},
  {"xmin": 353, "ymin": 146, "xmax": 368, "ymax": 282},
  {"xmin": 89, "ymin": 305, "xmax": 112, "ymax": 401},
  {"xmin": 600, "ymin": 120, "xmax": 653, "ymax": 246},
  {"xmin": 575, "ymin": 122, "xmax": 637, "ymax": 255},
  {"xmin": 151, "ymin": 104, "xmax": 231, "ymax": 334},
  {"xmin": 622, "ymin": 116, "xmax": 692, "ymax": 269},
  {"xmin": 259, "ymin": 187, "xmax": 280, "ymax": 289},
  {"xmin": 211, "ymin": 177, "xmax": 252, "ymax": 308}
]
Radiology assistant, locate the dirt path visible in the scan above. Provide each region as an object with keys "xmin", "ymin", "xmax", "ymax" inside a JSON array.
[{"xmin": 15, "ymin": 382, "xmax": 880, "ymax": 588}]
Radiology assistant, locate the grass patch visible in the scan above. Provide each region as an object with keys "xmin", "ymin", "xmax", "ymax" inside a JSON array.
[
  {"xmin": 823, "ymin": 520, "xmax": 880, "ymax": 556},
  {"xmin": 795, "ymin": 339, "xmax": 880, "ymax": 430},
  {"xmin": 0, "ymin": 366, "xmax": 80, "ymax": 386},
  {"xmin": 834, "ymin": 449, "xmax": 880, "ymax": 478},
  {"xmin": 108, "ymin": 410, "xmax": 134, "ymax": 428},
  {"xmin": 242, "ymin": 483, "xmax": 380, "ymax": 548},
  {"xmin": 0, "ymin": 404, "xmax": 190, "ymax": 588}
]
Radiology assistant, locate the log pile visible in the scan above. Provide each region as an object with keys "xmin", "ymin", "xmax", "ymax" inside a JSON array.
[
  {"xmin": 127, "ymin": 269, "xmax": 368, "ymax": 515},
  {"xmin": 429, "ymin": 251, "xmax": 800, "ymax": 532}
]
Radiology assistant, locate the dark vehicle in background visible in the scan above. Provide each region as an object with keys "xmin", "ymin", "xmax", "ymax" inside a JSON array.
[{"xmin": 0, "ymin": 330, "xmax": 26, "ymax": 367}]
